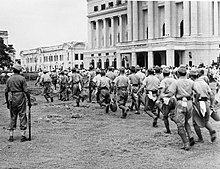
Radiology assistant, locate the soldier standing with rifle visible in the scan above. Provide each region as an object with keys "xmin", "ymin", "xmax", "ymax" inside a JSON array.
[{"xmin": 5, "ymin": 64, "xmax": 32, "ymax": 142}]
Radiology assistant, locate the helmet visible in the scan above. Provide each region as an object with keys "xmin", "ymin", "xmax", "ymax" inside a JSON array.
[{"xmin": 110, "ymin": 98, "xmax": 117, "ymax": 112}]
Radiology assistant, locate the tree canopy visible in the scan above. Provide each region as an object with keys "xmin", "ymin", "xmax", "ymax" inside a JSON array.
[{"xmin": 0, "ymin": 37, "xmax": 14, "ymax": 69}]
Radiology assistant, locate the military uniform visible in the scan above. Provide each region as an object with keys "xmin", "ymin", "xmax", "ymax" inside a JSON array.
[
  {"xmin": 97, "ymin": 75, "xmax": 111, "ymax": 113},
  {"xmin": 113, "ymin": 69, "xmax": 130, "ymax": 118},
  {"xmin": 139, "ymin": 69, "xmax": 160, "ymax": 127},
  {"xmin": 40, "ymin": 71, "xmax": 53, "ymax": 102},
  {"xmin": 59, "ymin": 72, "xmax": 68, "ymax": 101},
  {"xmin": 5, "ymin": 64, "xmax": 31, "ymax": 142},
  {"xmin": 167, "ymin": 66, "xmax": 195, "ymax": 150},
  {"xmin": 192, "ymin": 74, "xmax": 216, "ymax": 143},
  {"xmin": 88, "ymin": 68, "xmax": 96, "ymax": 102},
  {"xmin": 69, "ymin": 70, "xmax": 82, "ymax": 106},
  {"xmin": 159, "ymin": 68, "xmax": 176, "ymax": 133},
  {"xmin": 128, "ymin": 73, "xmax": 141, "ymax": 114}
]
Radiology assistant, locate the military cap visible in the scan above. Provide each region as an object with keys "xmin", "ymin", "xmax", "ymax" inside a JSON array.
[
  {"xmin": 162, "ymin": 68, "xmax": 170, "ymax": 74},
  {"xmin": 148, "ymin": 67, "xmax": 155, "ymax": 74},
  {"xmin": 189, "ymin": 69, "xmax": 198, "ymax": 76},
  {"xmin": 178, "ymin": 65, "xmax": 187, "ymax": 74},
  {"xmin": 12, "ymin": 64, "xmax": 22, "ymax": 71}
]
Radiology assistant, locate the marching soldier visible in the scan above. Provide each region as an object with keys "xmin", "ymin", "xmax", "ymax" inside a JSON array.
[
  {"xmin": 137, "ymin": 68, "xmax": 160, "ymax": 127},
  {"xmin": 5, "ymin": 64, "xmax": 31, "ymax": 142},
  {"xmin": 190, "ymin": 69, "xmax": 216, "ymax": 143},
  {"xmin": 166, "ymin": 65, "xmax": 195, "ymax": 150},
  {"xmin": 113, "ymin": 67, "xmax": 130, "ymax": 119},
  {"xmin": 88, "ymin": 65, "xmax": 96, "ymax": 102},
  {"xmin": 97, "ymin": 70, "xmax": 111, "ymax": 113},
  {"xmin": 158, "ymin": 68, "xmax": 176, "ymax": 134},
  {"xmin": 50, "ymin": 69, "xmax": 58, "ymax": 90},
  {"xmin": 69, "ymin": 68, "xmax": 82, "ymax": 106},
  {"xmin": 40, "ymin": 69, "xmax": 54, "ymax": 103},
  {"xmin": 128, "ymin": 66, "xmax": 141, "ymax": 114},
  {"xmin": 58, "ymin": 71, "xmax": 68, "ymax": 101}
]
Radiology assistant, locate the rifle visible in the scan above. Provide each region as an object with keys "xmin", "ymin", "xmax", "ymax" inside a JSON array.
[{"xmin": 28, "ymin": 106, "xmax": 31, "ymax": 141}]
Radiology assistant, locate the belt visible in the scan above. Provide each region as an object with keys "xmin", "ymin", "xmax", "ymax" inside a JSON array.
[
  {"xmin": 72, "ymin": 81, "xmax": 79, "ymax": 85},
  {"xmin": 10, "ymin": 91, "xmax": 23, "ymax": 93},
  {"xmin": 146, "ymin": 90, "xmax": 157, "ymax": 94},
  {"xmin": 177, "ymin": 96, "xmax": 192, "ymax": 101},
  {"xmin": 132, "ymin": 84, "xmax": 139, "ymax": 87},
  {"xmin": 199, "ymin": 97, "xmax": 208, "ymax": 101},
  {"xmin": 117, "ymin": 86, "xmax": 127, "ymax": 90},
  {"xmin": 100, "ymin": 87, "xmax": 108, "ymax": 90}
]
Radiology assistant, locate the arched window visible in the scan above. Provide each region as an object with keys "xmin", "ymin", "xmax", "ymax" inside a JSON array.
[
  {"xmin": 98, "ymin": 59, "xmax": 102, "ymax": 69},
  {"xmin": 91, "ymin": 59, "xmax": 95, "ymax": 68},
  {"xmin": 105, "ymin": 58, "xmax": 109, "ymax": 69},
  {"xmin": 162, "ymin": 23, "xmax": 165, "ymax": 36},
  {"xmin": 180, "ymin": 20, "xmax": 184, "ymax": 37}
]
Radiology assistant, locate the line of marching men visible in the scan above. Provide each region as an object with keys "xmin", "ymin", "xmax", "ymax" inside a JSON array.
[{"xmin": 35, "ymin": 64, "xmax": 219, "ymax": 151}]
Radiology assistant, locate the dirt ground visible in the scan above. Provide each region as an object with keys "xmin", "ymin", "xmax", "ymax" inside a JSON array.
[{"xmin": 0, "ymin": 82, "xmax": 220, "ymax": 169}]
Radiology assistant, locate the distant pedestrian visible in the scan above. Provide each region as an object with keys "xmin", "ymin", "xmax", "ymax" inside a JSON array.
[{"xmin": 40, "ymin": 69, "xmax": 53, "ymax": 102}]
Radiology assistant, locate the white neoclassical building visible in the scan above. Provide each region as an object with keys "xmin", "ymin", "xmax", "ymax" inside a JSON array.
[
  {"xmin": 84, "ymin": 0, "xmax": 220, "ymax": 69},
  {"xmin": 20, "ymin": 41, "xmax": 85, "ymax": 72}
]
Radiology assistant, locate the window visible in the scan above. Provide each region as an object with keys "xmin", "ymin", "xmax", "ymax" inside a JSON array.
[
  {"xmin": 108, "ymin": 19, "xmax": 111, "ymax": 27},
  {"xmin": 106, "ymin": 53, "xmax": 109, "ymax": 56},
  {"xmin": 94, "ymin": 6, "xmax": 98, "ymax": 11},
  {"xmin": 67, "ymin": 52, "xmax": 69, "ymax": 61},
  {"xmin": 75, "ymin": 54, "xmax": 79, "ymax": 60},
  {"xmin": 80, "ymin": 54, "xmax": 84, "ymax": 60},
  {"xmin": 93, "ymin": 22, "xmax": 96, "ymax": 30},
  {"xmin": 60, "ymin": 55, "xmax": 63, "ymax": 61},
  {"xmin": 101, "ymin": 4, "xmax": 106, "ymax": 10},
  {"xmin": 109, "ymin": 2, "xmax": 113, "ymax": 8},
  {"xmin": 162, "ymin": 23, "xmax": 165, "ymax": 36},
  {"xmin": 98, "ymin": 53, "xmax": 101, "ymax": 56},
  {"xmin": 75, "ymin": 64, "xmax": 79, "ymax": 68},
  {"xmin": 91, "ymin": 54, "xmax": 94, "ymax": 57},
  {"xmin": 116, "ymin": 0, "xmax": 121, "ymax": 5}
]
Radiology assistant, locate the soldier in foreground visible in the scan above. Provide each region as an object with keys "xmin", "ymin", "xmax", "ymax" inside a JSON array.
[
  {"xmin": 113, "ymin": 67, "xmax": 130, "ymax": 119},
  {"xmin": 5, "ymin": 64, "xmax": 32, "ymax": 142}
]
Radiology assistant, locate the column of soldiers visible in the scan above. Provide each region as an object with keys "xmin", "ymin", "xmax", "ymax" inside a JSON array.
[{"xmin": 5, "ymin": 63, "xmax": 218, "ymax": 151}]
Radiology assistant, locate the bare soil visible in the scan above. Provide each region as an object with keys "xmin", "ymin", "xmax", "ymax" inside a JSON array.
[{"xmin": 0, "ymin": 82, "xmax": 220, "ymax": 169}]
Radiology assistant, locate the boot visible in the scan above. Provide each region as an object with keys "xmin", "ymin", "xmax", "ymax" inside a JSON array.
[
  {"xmin": 178, "ymin": 127, "xmax": 190, "ymax": 150},
  {"xmin": 164, "ymin": 118, "xmax": 171, "ymax": 133},
  {"xmin": 210, "ymin": 130, "xmax": 217, "ymax": 142},
  {"xmin": 8, "ymin": 136, "xmax": 13, "ymax": 142},
  {"xmin": 105, "ymin": 105, "xmax": 109, "ymax": 114},
  {"xmin": 193, "ymin": 124, "xmax": 204, "ymax": 143},
  {"xmin": 153, "ymin": 118, "xmax": 158, "ymax": 127},
  {"xmin": 44, "ymin": 96, "xmax": 49, "ymax": 103}
]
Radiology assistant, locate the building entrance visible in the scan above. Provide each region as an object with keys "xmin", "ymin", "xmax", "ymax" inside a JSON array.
[{"xmin": 137, "ymin": 52, "xmax": 148, "ymax": 68}]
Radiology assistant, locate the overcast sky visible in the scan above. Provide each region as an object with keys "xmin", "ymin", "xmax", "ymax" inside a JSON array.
[{"xmin": 0, "ymin": 0, "xmax": 87, "ymax": 57}]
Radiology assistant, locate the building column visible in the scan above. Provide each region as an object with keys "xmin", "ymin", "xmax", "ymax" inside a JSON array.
[
  {"xmin": 131, "ymin": 52, "xmax": 137, "ymax": 66},
  {"xmin": 116, "ymin": 53, "xmax": 121, "ymax": 69},
  {"xmin": 191, "ymin": 1, "xmax": 198, "ymax": 36},
  {"xmin": 166, "ymin": 49, "xmax": 175, "ymax": 67},
  {"xmin": 127, "ymin": 0, "xmax": 132, "ymax": 41},
  {"xmin": 103, "ymin": 18, "xmax": 107, "ymax": 47},
  {"xmin": 119, "ymin": 15, "xmax": 123, "ymax": 42},
  {"xmin": 88, "ymin": 21, "xmax": 92, "ymax": 49},
  {"xmin": 183, "ymin": 1, "xmax": 190, "ymax": 36},
  {"xmin": 148, "ymin": 1, "xmax": 154, "ymax": 39},
  {"xmin": 148, "ymin": 51, "xmax": 153, "ymax": 68},
  {"xmin": 165, "ymin": 1, "xmax": 171, "ymax": 36},
  {"xmin": 96, "ymin": 20, "xmax": 100, "ymax": 48},
  {"xmin": 111, "ymin": 17, "xmax": 115, "ymax": 46},
  {"xmin": 214, "ymin": 1, "xmax": 219, "ymax": 36},
  {"xmin": 133, "ymin": 1, "xmax": 138, "ymax": 41}
]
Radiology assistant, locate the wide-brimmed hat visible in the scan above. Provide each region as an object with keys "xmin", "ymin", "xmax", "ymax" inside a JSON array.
[{"xmin": 12, "ymin": 64, "xmax": 22, "ymax": 71}]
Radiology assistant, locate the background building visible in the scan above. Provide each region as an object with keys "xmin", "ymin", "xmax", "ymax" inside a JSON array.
[
  {"xmin": 20, "ymin": 41, "xmax": 85, "ymax": 72},
  {"xmin": 84, "ymin": 0, "xmax": 220, "ymax": 69}
]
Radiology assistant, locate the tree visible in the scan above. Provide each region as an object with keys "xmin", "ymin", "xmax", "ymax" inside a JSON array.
[{"xmin": 0, "ymin": 37, "xmax": 14, "ymax": 69}]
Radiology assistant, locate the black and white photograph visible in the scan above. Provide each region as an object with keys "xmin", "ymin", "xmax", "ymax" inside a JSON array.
[{"xmin": 0, "ymin": 0, "xmax": 220, "ymax": 168}]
